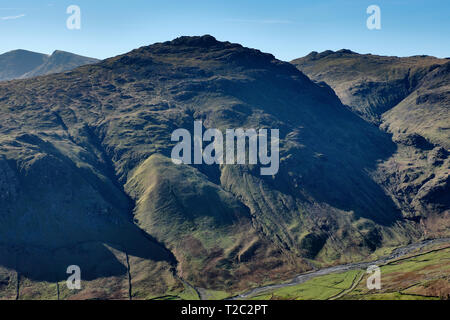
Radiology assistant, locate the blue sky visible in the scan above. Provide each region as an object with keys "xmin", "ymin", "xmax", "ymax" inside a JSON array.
[{"xmin": 0, "ymin": 0, "xmax": 449, "ymax": 61}]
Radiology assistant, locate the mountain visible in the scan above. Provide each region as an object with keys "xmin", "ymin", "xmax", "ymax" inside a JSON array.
[
  {"xmin": 292, "ymin": 50, "xmax": 448, "ymax": 124},
  {"xmin": 0, "ymin": 36, "xmax": 446, "ymax": 299},
  {"xmin": 0, "ymin": 49, "xmax": 99, "ymax": 81},
  {"xmin": 292, "ymin": 50, "xmax": 449, "ymax": 235},
  {"xmin": 0, "ymin": 50, "xmax": 48, "ymax": 81},
  {"xmin": 21, "ymin": 50, "xmax": 100, "ymax": 79}
]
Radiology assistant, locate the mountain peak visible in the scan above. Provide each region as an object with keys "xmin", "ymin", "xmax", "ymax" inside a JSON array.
[
  {"xmin": 302, "ymin": 49, "xmax": 357, "ymax": 60},
  {"xmin": 2, "ymin": 49, "xmax": 46, "ymax": 56},
  {"xmin": 336, "ymin": 49, "xmax": 356, "ymax": 54},
  {"xmin": 0, "ymin": 49, "xmax": 48, "ymax": 81},
  {"xmin": 105, "ymin": 35, "xmax": 290, "ymax": 74},
  {"xmin": 169, "ymin": 34, "xmax": 221, "ymax": 47},
  {"xmin": 50, "ymin": 50, "xmax": 73, "ymax": 56}
]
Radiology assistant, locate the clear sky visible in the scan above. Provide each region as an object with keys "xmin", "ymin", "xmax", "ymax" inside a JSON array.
[{"xmin": 1, "ymin": 0, "xmax": 449, "ymax": 61}]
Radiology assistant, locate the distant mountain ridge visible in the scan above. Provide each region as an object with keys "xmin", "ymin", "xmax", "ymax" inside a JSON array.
[
  {"xmin": 0, "ymin": 49, "xmax": 99, "ymax": 81},
  {"xmin": 291, "ymin": 50, "xmax": 448, "ymax": 124}
]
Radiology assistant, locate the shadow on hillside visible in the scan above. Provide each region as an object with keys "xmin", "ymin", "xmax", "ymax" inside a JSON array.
[
  {"xmin": 203, "ymin": 74, "xmax": 403, "ymax": 226},
  {"xmin": 0, "ymin": 137, "xmax": 176, "ymax": 283},
  {"xmin": 0, "ymin": 226, "xmax": 176, "ymax": 283}
]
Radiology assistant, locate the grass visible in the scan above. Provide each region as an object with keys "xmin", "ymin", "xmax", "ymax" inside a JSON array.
[
  {"xmin": 177, "ymin": 283, "xmax": 201, "ymax": 300},
  {"xmin": 199, "ymin": 289, "xmax": 231, "ymax": 300},
  {"xmin": 250, "ymin": 270, "xmax": 360, "ymax": 300},
  {"xmin": 248, "ymin": 247, "xmax": 450, "ymax": 300},
  {"xmin": 352, "ymin": 292, "xmax": 439, "ymax": 300}
]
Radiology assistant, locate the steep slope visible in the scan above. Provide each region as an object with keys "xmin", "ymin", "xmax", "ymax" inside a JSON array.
[
  {"xmin": 381, "ymin": 61, "xmax": 450, "ymax": 149},
  {"xmin": 292, "ymin": 51, "xmax": 449, "ymax": 236},
  {"xmin": 0, "ymin": 36, "xmax": 433, "ymax": 298},
  {"xmin": 378, "ymin": 62, "xmax": 450, "ymax": 232},
  {"xmin": 0, "ymin": 49, "xmax": 99, "ymax": 81}
]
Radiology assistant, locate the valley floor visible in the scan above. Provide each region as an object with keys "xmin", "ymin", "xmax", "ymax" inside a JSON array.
[
  {"xmin": 1, "ymin": 238, "xmax": 448, "ymax": 300},
  {"xmin": 231, "ymin": 239, "xmax": 450, "ymax": 300}
]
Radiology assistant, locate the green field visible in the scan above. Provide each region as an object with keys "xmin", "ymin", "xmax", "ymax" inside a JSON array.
[{"xmin": 246, "ymin": 246, "xmax": 450, "ymax": 300}]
